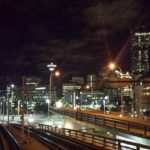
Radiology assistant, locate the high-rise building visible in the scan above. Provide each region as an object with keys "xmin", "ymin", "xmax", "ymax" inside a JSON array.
[
  {"xmin": 131, "ymin": 26, "xmax": 150, "ymax": 116},
  {"xmin": 87, "ymin": 74, "xmax": 97, "ymax": 89},
  {"xmin": 131, "ymin": 26, "xmax": 150, "ymax": 75}
]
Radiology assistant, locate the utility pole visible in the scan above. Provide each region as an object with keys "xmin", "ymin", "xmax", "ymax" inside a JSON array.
[
  {"xmin": 21, "ymin": 75, "xmax": 25, "ymax": 137},
  {"xmin": 7, "ymin": 86, "xmax": 10, "ymax": 126},
  {"xmin": 2, "ymin": 99, "xmax": 4, "ymax": 124}
]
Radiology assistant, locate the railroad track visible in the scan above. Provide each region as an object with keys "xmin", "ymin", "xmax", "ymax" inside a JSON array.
[
  {"xmin": 12, "ymin": 124, "xmax": 101, "ymax": 150},
  {"xmin": 0, "ymin": 125, "xmax": 22, "ymax": 150}
]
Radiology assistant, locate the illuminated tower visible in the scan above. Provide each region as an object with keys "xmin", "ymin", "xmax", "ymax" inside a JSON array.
[
  {"xmin": 131, "ymin": 26, "xmax": 150, "ymax": 115},
  {"xmin": 131, "ymin": 26, "xmax": 150, "ymax": 75}
]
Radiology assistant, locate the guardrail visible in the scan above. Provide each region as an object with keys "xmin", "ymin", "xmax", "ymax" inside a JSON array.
[
  {"xmin": 54, "ymin": 109, "xmax": 150, "ymax": 137},
  {"xmin": 0, "ymin": 125, "xmax": 22, "ymax": 150},
  {"xmin": 38, "ymin": 123, "xmax": 150, "ymax": 150}
]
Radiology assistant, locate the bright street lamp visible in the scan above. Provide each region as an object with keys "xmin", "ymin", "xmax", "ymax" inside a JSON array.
[
  {"xmin": 47, "ymin": 62, "xmax": 57, "ymax": 117},
  {"xmin": 109, "ymin": 63, "xmax": 123, "ymax": 76},
  {"xmin": 54, "ymin": 71, "xmax": 60, "ymax": 77},
  {"xmin": 18, "ymin": 100, "xmax": 20, "ymax": 116},
  {"xmin": 108, "ymin": 63, "xmax": 123, "ymax": 116}
]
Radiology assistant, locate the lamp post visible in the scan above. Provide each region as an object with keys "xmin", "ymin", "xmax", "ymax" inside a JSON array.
[
  {"xmin": 18, "ymin": 100, "xmax": 20, "ymax": 116},
  {"xmin": 86, "ymin": 85, "xmax": 90, "ymax": 109},
  {"xmin": 10, "ymin": 84, "xmax": 15, "ymax": 120},
  {"xmin": 2, "ymin": 99, "xmax": 5, "ymax": 124},
  {"xmin": 47, "ymin": 62, "xmax": 57, "ymax": 117},
  {"xmin": 103, "ymin": 99, "xmax": 106, "ymax": 113},
  {"xmin": 109, "ymin": 63, "xmax": 124, "ymax": 116},
  {"xmin": 80, "ymin": 91, "xmax": 82, "ymax": 108}
]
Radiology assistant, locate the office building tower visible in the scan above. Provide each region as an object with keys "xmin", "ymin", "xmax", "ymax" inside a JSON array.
[
  {"xmin": 131, "ymin": 26, "xmax": 150, "ymax": 75},
  {"xmin": 131, "ymin": 26, "xmax": 150, "ymax": 115}
]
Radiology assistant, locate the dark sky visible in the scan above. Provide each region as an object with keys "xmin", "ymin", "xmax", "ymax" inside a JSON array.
[{"xmin": 0, "ymin": 0, "xmax": 150, "ymax": 85}]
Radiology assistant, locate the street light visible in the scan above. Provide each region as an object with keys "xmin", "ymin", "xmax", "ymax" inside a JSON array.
[
  {"xmin": 10, "ymin": 84, "xmax": 15, "ymax": 120},
  {"xmin": 47, "ymin": 62, "xmax": 57, "ymax": 117},
  {"xmin": 109, "ymin": 63, "xmax": 123, "ymax": 76},
  {"xmin": 6, "ymin": 84, "xmax": 14, "ymax": 125},
  {"xmin": 18, "ymin": 100, "xmax": 20, "ymax": 116},
  {"xmin": 109, "ymin": 63, "xmax": 124, "ymax": 116}
]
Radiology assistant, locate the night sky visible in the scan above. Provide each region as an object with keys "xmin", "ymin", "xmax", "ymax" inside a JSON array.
[{"xmin": 0, "ymin": 0, "xmax": 150, "ymax": 86}]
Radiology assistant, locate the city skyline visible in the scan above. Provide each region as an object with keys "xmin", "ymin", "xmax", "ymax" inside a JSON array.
[{"xmin": 0, "ymin": 0, "xmax": 150, "ymax": 86}]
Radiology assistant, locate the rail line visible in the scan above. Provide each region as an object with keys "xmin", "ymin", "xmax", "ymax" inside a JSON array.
[
  {"xmin": 37, "ymin": 123, "xmax": 150, "ymax": 150},
  {"xmin": 0, "ymin": 125, "xmax": 22, "ymax": 150},
  {"xmin": 13, "ymin": 124, "xmax": 99, "ymax": 150}
]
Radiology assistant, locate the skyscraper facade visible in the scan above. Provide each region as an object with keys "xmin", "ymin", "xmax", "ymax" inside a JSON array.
[
  {"xmin": 131, "ymin": 26, "xmax": 150, "ymax": 115},
  {"xmin": 131, "ymin": 26, "xmax": 150, "ymax": 75}
]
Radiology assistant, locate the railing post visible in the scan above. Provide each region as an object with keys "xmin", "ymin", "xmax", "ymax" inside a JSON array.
[
  {"xmin": 118, "ymin": 141, "xmax": 121, "ymax": 150},
  {"xmin": 94, "ymin": 115, "xmax": 96, "ymax": 124},
  {"xmin": 86, "ymin": 114, "xmax": 88, "ymax": 121},
  {"xmin": 103, "ymin": 118, "xmax": 105, "ymax": 125},
  {"xmin": 76, "ymin": 111, "xmax": 78, "ymax": 120},
  {"xmin": 103, "ymin": 137, "xmax": 106, "ymax": 148},
  {"xmin": 82, "ymin": 133, "xmax": 85, "ymax": 142},
  {"xmin": 144, "ymin": 126, "xmax": 147, "ymax": 135},
  {"xmin": 80, "ymin": 113, "xmax": 82, "ymax": 121},
  {"xmin": 55, "ymin": 126, "xmax": 57, "ymax": 133},
  {"xmin": 137, "ymin": 146, "xmax": 140, "ymax": 150},
  {"xmin": 113, "ymin": 120, "xmax": 116, "ymax": 128},
  {"xmin": 127, "ymin": 122, "xmax": 130, "ymax": 131},
  {"xmin": 63, "ymin": 128, "xmax": 65, "ymax": 136},
  {"xmin": 92, "ymin": 134, "xmax": 94, "ymax": 144},
  {"xmin": 75, "ymin": 130, "xmax": 77, "ymax": 138}
]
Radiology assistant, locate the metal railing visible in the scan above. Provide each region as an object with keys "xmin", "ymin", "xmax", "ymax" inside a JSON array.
[
  {"xmin": 38, "ymin": 123, "xmax": 150, "ymax": 150},
  {"xmin": 13, "ymin": 124, "xmax": 99, "ymax": 150},
  {"xmin": 54, "ymin": 109, "xmax": 150, "ymax": 137}
]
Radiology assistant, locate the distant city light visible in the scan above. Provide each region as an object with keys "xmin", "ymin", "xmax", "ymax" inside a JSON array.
[
  {"xmin": 46, "ymin": 99, "xmax": 50, "ymax": 103},
  {"xmin": 11, "ymin": 84, "xmax": 15, "ymax": 88},
  {"xmin": 36, "ymin": 87, "xmax": 46, "ymax": 90},
  {"xmin": 26, "ymin": 82, "xmax": 37, "ymax": 85},
  {"xmin": 104, "ymin": 96, "xmax": 108, "ymax": 100},
  {"xmin": 109, "ymin": 63, "xmax": 116, "ymax": 70},
  {"xmin": 119, "ymin": 114, "xmax": 123, "ymax": 117},
  {"xmin": 55, "ymin": 71, "xmax": 60, "ymax": 77},
  {"xmin": 135, "ymin": 32, "xmax": 150, "ymax": 36},
  {"xmin": 28, "ymin": 117, "xmax": 34, "ymax": 123},
  {"xmin": 56, "ymin": 101, "xmax": 62, "ymax": 108},
  {"xmin": 86, "ymin": 85, "xmax": 90, "ymax": 89}
]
